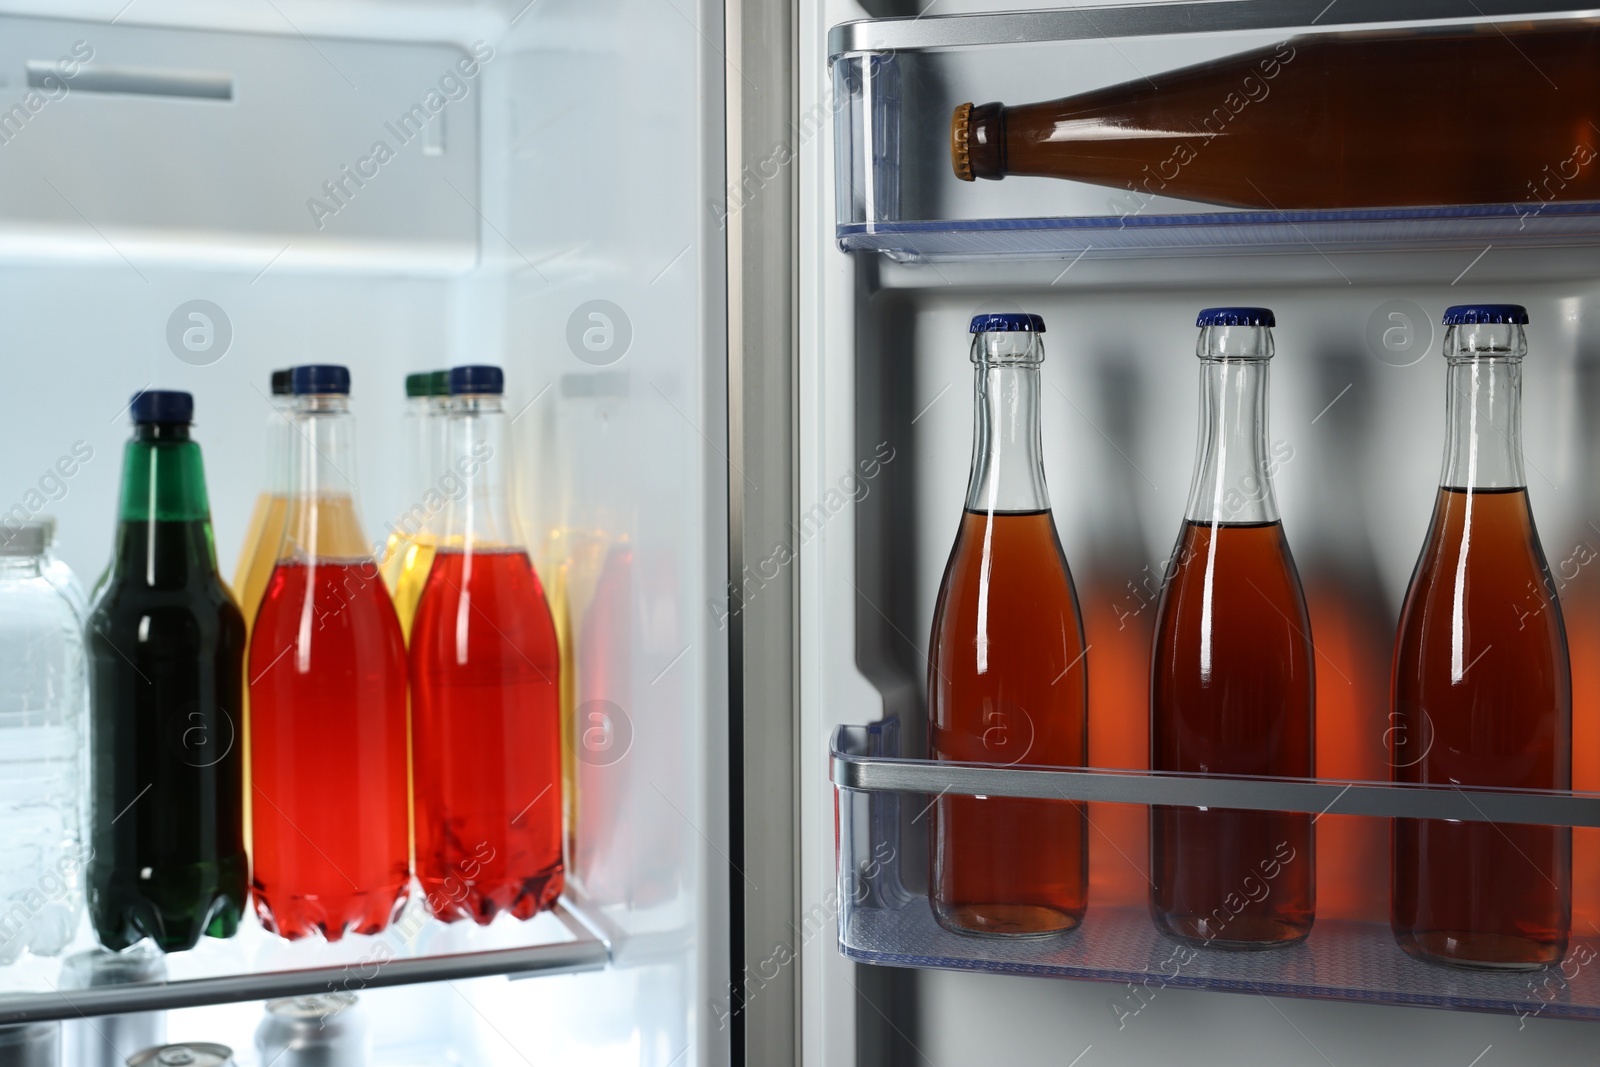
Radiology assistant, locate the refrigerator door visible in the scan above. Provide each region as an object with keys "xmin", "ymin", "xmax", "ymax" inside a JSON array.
[
  {"xmin": 0, "ymin": 1, "xmax": 734, "ymax": 1063},
  {"xmin": 801, "ymin": 0, "xmax": 1600, "ymax": 1064}
]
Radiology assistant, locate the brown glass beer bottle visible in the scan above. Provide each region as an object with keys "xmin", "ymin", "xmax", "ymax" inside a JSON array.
[{"xmin": 952, "ymin": 19, "xmax": 1600, "ymax": 210}]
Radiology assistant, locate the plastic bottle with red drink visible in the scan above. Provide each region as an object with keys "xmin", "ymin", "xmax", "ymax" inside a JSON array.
[
  {"xmin": 248, "ymin": 364, "xmax": 411, "ymax": 940},
  {"xmin": 1390, "ymin": 305, "xmax": 1570, "ymax": 969},
  {"xmin": 410, "ymin": 365, "xmax": 564, "ymax": 923},
  {"xmin": 927, "ymin": 312, "xmax": 1089, "ymax": 939},
  {"xmin": 1149, "ymin": 307, "xmax": 1316, "ymax": 949}
]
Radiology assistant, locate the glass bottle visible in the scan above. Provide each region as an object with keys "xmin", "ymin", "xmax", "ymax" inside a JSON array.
[
  {"xmin": 86, "ymin": 390, "xmax": 248, "ymax": 952},
  {"xmin": 0, "ymin": 522, "xmax": 84, "ymax": 963},
  {"xmin": 1391, "ymin": 304, "xmax": 1570, "ymax": 969},
  {"xmin": 1149, "ymin": 307, "xmax": 1315, "ymax": 948},
  {"xmin": 231, "ymin": 369, "xmax": 293, "ymax": 631},
  {"xmin": 928, "ymin": 312, "xmax": 1088, "ymax": 939},
  {"xmin": 950, "ymin": 19, "xmax": 1600, "ymax": 210},
  {"xmin": 248, "ymin": 365, "xmax": 411, "ymax": 941},
  {"xmin": 383, "ymin": 369, "xmax": 449, "ymax": 641},
  {"xmin": 411, "ymin": 365, "xmax": 564, "ymax": 923}
]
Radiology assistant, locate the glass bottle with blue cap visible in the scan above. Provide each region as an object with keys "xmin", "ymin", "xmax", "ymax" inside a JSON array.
[
  {"xmin": 1150, "ymin": 307, "xmax": 1316, "ymax": 948},
  {"xmin": 86, "ymin": 389, "xmax": 248, "ymax": 952},
  {"xmin": 1391, "ymin": 303, "xmax": 1571, "ymax": 969},
  {"xmin": 927, "ymin": 312, "xmax": 1089, "ymax": 938},
  {"xmin": 248, "ymin": 365, "xmax": 411, "ymax": 941}
]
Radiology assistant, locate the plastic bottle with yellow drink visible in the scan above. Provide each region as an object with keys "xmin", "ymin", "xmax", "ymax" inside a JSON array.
[
  {"xmin": 383, "ymin": 370, "xmax": 449, "ymax": 640},
  {"xmin": 231, "ymin": 369, "xmax": 294, "ymax": 626},
  {"xmin": 230, "ymin": 368, "xmax": 293, "ymax": 853}
]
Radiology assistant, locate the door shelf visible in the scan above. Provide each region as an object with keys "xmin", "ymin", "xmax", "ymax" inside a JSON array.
[
  {"xmin": 832, "ymin": 722, "xmax": 1600, "ymax": 1021},
  {"xmin": 0, "ymin": 899, "xmax": 608, "ymax": 1024},
  {"xmin": 828, "ymin": 2, "xmax": 1600, "ymax": 263},
  {"xmin": 836, "ymin": 202, "xmax": 1600, "ymax": 262}
]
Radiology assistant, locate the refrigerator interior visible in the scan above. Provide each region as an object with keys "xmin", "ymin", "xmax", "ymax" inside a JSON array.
[
  {"xmin": 802, "ymin": 1, "xmax": 1600, "ymax": 1064},
  {"xmin": 0, "ymin": 1, "xmax": 729, "ymax": 1064}
]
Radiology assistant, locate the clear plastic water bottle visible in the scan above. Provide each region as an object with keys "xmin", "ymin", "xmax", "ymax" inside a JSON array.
[
  {"xmin": 0, "ymin": 521, "xmax": 86, "ymax": 963},
  {"xmin": 36, "ymin": 517, "xmax": 86, "ymax": 620}
]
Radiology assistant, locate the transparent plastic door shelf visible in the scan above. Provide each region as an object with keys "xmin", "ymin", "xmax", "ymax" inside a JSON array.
[
  {"xmin": 829, "ymin": 3, "xmax": 1600, "ymax": 261},
  {"xmin": 833, "ymin": 721, "xmax": 1600, "ymax": 1022}
]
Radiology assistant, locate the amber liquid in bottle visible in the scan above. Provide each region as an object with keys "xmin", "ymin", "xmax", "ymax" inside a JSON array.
[
  {"xmin": 952, "ymin": 19, "xmax": 1600, "ymax": 210},
  {"xmin": 929, "ymin": 320, "xmax": 1088, "ymax": 938},
  {"xmin": 1392, "ymin": 316, "xmax": 1570, "ymax": 969},
  {"xmin": 1150, "ymin": 315, "xmax": 1315, "ymax": 948}
]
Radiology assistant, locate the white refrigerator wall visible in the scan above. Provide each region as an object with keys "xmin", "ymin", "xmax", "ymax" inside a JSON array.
[
  {"xmin": 802, "ymin": 1, "xmax": 1600, "ymax": 1064},
  {"xmin": 0, "ymin": 1, "xmax": 729, "ymax": 1063}
]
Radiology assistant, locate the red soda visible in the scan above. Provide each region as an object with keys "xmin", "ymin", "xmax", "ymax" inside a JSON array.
[
  {"xmin": 411, "ymin": 548, "xmax": 564, "ymax": 920},
  {"xmin": 249, "ymin": 560, "xmax": 411, "ymax": 939},
  {"xmin": 247, "ymin": 364, "xmax": 412, "ymax": 941},
  {"xmin": 409, "ymin": 364, "xmax": 566, "ymax": 924}
]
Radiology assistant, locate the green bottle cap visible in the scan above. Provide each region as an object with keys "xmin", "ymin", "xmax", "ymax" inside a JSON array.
[
  {"xmin": 427, "ymin": 369, "xmax": 451, "ymax": 397},
  {"xmin": 405, "ymin": 372, "xmax": 432, "ymax": 398}
]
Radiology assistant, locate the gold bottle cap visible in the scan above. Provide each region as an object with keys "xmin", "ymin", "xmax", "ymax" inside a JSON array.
[{"xmin": 951, "ymin": 102, "xmax": 974, "ymax": 182}]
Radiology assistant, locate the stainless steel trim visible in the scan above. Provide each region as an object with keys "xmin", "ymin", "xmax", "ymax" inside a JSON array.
[
  {"xmin": 0, "ymin": 903, "xmax": 607, "ymax": 1025},
  {"xmin": 829, "ymin": 1, "xmax": 1599, "ymax": 60},
  {"xmin": 727, "ymin": 0, "xmax": 799, "ymax": 1062},
  {"xmin": 832, "ymin": 734, "xmax": 1600, "ymax": 827}
]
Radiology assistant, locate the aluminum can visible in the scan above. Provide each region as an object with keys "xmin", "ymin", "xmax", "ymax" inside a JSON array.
[
  {"xmin": 124, "ymin": 1045, "xmax": 233, "ymax": 1067},
  {"xmin": 0, "ymin": 1022, "xmax": 59, "ymax": 1067},
  {"xmin": 60, "ymin": 947, "xmax": 165, "ymax": 1067},
  {"xmin": 254, "ymin": 993, "xmax": 367, "ymax": 1067}
]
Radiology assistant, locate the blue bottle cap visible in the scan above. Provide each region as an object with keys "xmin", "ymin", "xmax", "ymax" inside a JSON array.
[
  {"xmin": 129, "ymin": 389, "xmax": 193, "ymax": 424},
  {"xmin": 969, "ymin": 313, "xmax": 1046, "ymax": 334},
  {"xmin": 291, "ymin": 364, "xmax": 351, "ymax": 396},
  {"xmin": 1442, "ymin": 304, "xmax": 1529, "ymax": 325},
  {"xmin": 1196, "ymin": 307, "xmax": 1275, "ymax": 327},
  {"xmin": 449, "ymin": 364, "xmax": 505, "ymax": 396}
]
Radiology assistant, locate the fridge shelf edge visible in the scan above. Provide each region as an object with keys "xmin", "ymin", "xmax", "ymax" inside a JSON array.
[
  {"xmin": 0, "ymin": 903, "xmax": 610, "ymax": 1025},
  {"xmin": 828, "ymin": 0, "xmax": 1597, "ymax": 60},
  {"xmin": 831, "ymin": 725, "xmax": 1600, "ymax": 827},
  {"xmin": 832, "ymin": 201, "xmax": 1600, "ymax": 262}
]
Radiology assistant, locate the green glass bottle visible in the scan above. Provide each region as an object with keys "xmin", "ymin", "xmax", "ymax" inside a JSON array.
[{"xmin": 87, "ymin": 390, "xmax": 248, "ymax": 952}]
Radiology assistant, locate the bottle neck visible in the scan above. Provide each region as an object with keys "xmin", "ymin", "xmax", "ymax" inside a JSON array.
[
  {"xmin": 0, "ymin": 556, "xmax": 42, "ymax": 579},
  {"xmin": 441, "ymin": 395, "xmax": 523, "ymax": 550},
  {"xmin": 1184, "ymin": 327, "xmax": 1279, "ymax": 525},
  {"xmin": 1440, "ymin": 357, "xmax": 1526, "ymax": 490},
  {"xmin": 965, "ymin": 337, "xmax": 1050, "ymax": 514},
  {"xmin": 111, "ymin": 423, "xmax": 220, "ymax": 584},
  {"xmin": 117, "ymin": 424, "xmax": 211, "ymax": 522},
  {"xmin": 282, "ymin": 394, "xmax": 371, "ymax": 561},
  {"xmin": 263, "ymin": 398, "xmax": 293, "ymax": 495}
]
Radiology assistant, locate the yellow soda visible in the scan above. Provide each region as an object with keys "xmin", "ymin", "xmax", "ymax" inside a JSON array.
[
  {"xmin": 382, "ymin": 370, "xmax": 448, "ymax": 640},
  {"xmin": 230, "ymin": 369, "xmax": 294, "ymax": 853},
  {"xmin": 231, "ymin": 370, "xmax": 294, "ymax": 630}
]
